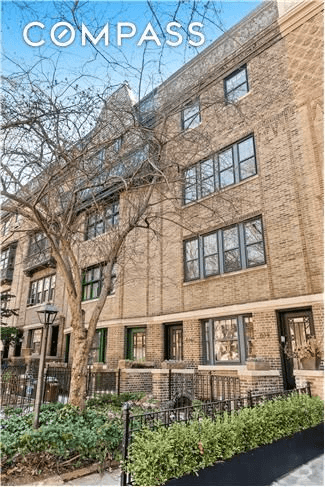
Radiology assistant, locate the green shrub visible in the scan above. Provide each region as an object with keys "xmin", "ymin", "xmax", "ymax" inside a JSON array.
[
  {"xmin": 127, "ymin": 393, "xmax": 324, "ymax": 486},
  {"xmin": 0, "ymin": 403, "xmax": 123, "ymax": 462},
  {"xmin": 86, "ymin": 391, "xmax": 146, "ymax": 409}
]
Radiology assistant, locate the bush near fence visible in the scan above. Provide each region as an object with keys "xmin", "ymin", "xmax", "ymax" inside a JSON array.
[{"xmin": 126, "ymin": 393, "xmax": 324, "ymax": 486}]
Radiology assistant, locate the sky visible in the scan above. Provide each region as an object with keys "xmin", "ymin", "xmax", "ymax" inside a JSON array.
[{"xmin": 1, "ymin": 0, "xmax": 262, "ymax": 99}]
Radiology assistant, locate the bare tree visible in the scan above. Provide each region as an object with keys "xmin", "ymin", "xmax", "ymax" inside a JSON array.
[{"xmin": 1, "ymin": 0, "xmax": 254, "ymax": 409}]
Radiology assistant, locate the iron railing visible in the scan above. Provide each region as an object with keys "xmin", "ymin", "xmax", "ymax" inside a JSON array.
[{"xmin": 120, "ymin": 385, "xmax": 312, "ymax": 485}]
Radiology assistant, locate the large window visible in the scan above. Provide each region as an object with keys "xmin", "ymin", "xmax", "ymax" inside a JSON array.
[
  {"xmin": 28, "ymin": 275, "xmax": 56, "ymax": 305},
  {"xmin": 184, "ymin": 135, "xmax": 257, "ymax": 204},
  {"xmin": 224, "ymin": 66, "xmax": 249, "ymax": 102},
  {"xmin": 0, "ymin": 243, "xmax": 17, "ymax": 276},
  {"xmin": 85, "ymin": 201, "xmax": 119, "ymax": 240},
  {"xmin": 126, "ymin": 327, "xmax": 146, "ymax": 361},
  {"xmin": 165, "ymin": 324, "xmax": 183, "ymax": 361},
  {"xmin": 184, "ymin": 217, "xmax": 265, "ymax": 281},
  {"xmin": 181, "ymin": 99, "xmax": 201, "ymax": 131},
  {"xmin": 28, "ymin": 232, "xmax": 49, "ymax": 256},
  {"xmin": 82, "ymin": 263, "xmax": 116, "ymax": 301},
  {"xmin": 88, "ymin": 329, "xmax": 107, "ymax": 364},
  {"xmin": 204, "ymin": 314, "xmax": 253, "ymax": 364}
]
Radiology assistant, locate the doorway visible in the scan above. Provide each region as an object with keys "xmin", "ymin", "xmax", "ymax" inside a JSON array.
[{"xmin": 278, "ymin": 309, "xmax": 314, "ymax": 390}]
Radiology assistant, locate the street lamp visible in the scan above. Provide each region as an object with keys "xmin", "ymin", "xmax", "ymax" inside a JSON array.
[{"xmin": 33, "ymin": 304, "xmax": 58, "ymax": 428}]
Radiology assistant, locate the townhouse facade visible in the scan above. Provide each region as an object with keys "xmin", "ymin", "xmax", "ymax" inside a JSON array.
[{"xmin": 1, "ymin": 0, "xmax": 323, "ymax": 400}]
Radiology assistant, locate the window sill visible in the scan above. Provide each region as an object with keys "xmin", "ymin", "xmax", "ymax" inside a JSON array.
[
  {"xmin": 82, "ymin": 294, "xmax": 115, "ymax": 304},
  {"xmin": 182, "ymin": 174, "xmax": 259, "ymax": 209},
  {"xmin": 224, "ymin": 91, "xmax": 251, "ymax": 107},
  {"xmin": 26, "ymin": 301, "xmax": 54, "ymax": 309},
  {"xmin": 183, "ymin": 264, "xmax": 267, "ymax": 286}
]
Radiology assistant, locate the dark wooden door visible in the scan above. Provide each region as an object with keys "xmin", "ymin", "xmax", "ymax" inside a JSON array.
[{"xmin": 279, "ymin": 309, "xmax": 314, "ymax": 390}]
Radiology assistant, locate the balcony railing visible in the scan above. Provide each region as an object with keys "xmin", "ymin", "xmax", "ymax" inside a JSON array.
[{"xmin": 23, "ymin": 248, "xmax": 56, "ymax": 276}]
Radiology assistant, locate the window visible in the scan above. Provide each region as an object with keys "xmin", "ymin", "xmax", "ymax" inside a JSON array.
[
  {"xmin": 224, "ymin": 66, "xmax": 249, "ymax": 102},
  {"xmin": 29, "ymin": 328, "xmax": 43, "ymax": 354},
  {"xmin": 28, "ymin": 275, "xmax": 56, "ymax": 305},
  {"xmin": 88, "ymin": 329, "xmax": 107, "ymax": 364},
  {"xmin": 64, "ymin": 334, "xmax": 70, "ymax": 363},
  {"xmin": 0, "ymin": 243, "xmax": 17, "ymax": 276},
  {"xmin": 2, "ymin": 218, "xmax": 10, "ymax": 236},
  {"xmin": 165, "ymin": 324, "xmax": 183, "ymax": 361},
  {"xmin": 28, "ymin": 232, "xmax": 49, "ymax": 256},
  {"xmin": 82, "ymin": 263, "xmax": 116, "ymax": 301},
  {"xmin": 49, "ymin": 325, "xmax": 59, "ymax": 356},
  {"xmin": 181, "ymin": 99, "xmax": 201, "ymax": 131},
  {"xmin": 184, "ymin": 217, "xmax": 265, "ymax": 281},
  {"xmin": 204, "ymin": 314, "xmax": 253, "ymax": 364},
  {"xmin": 14, "ymin": 331, "xmax": 23, "ymax": 357},
  {"xmin": 85, "ymin": 201, "xmax": 119, "ymax": 240},
  {"xmin": 184, "ymin": 135, "xmax": 257, "ymax": 204},
  {"xmin": 126, "ymin": 327, "xmax": 146, "ymax": 361}
]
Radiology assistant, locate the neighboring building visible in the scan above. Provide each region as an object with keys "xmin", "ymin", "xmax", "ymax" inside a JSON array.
[{"xmin": 1, "ymin": 0, "xmax": 323, "ymax": 399}]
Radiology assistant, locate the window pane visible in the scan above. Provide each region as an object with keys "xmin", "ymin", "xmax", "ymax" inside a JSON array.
[
  {"xmin": 224, "ymin": 249, "xmax": 241, "ymax": 272},
  {"xmin": 246, "ymin": 243, "xmax": 265, "ymax": 266},
  {"xmin": 201, "ymin": 177, "xmax": 214, "ymax": 197},
  {"xmin": 219, "ymin": 148, "xmax": 233, "ymax": 171},
  {"xmin": 185, "ymin": 167, "xmax": 196, "ymax": 185},
  {"xmin": 184, "ymin": 185, "xmax": 197, "ymax": 203},
  {"xmin": 201, "ymin": 159, "xmax": 214, "ymax": 178},
  {"xmin": 223, "ymin": 227, "xmax": 239, "ymax": 251},
  {"xmin": 244, "ymin": 219, "xmax": 262, "ymax": 244},
  {"xmin": 185, "ymin": 240, "xmax": 198, "ymax": 260},
  {"xmin": 92, "ymin": 281, "xmax": 100, "ymax": 298},
  {"xmin": 204, "ymin": 255, "xmax": 219, "ymax": 276},
  {"xmin": 226, "ymin": 69, "xmax": 246, "ymax": 92},
  {"xmin": 203, "ymin": 233, "xmax": 218, "ymax": 255},
  {"xmin": 240, "ymin": 157, "xmax": 256, "ymax": 180},
  {"xmin": 220, "ymin": 168, "xmax": 234, "ymax": 188},
  {"xmin": 186, "ymin": 260, "xmax": 199, "ymax": 280},
  {"xmin": 95, "ymin": 220, "xmax": 104, "ymax": 235},
  {"xmin": 93, "ymin": 267, "xmax": 101, "ymax": 281},
  {"xmin": 238, "ymin": 137, "xmax": 254, "ymax": 161},
  {"xmin": 227, "ymin": 84, "xmax": 248, "ymax": 102},
  {"xmin": 244, "ymin": 315, "xmax": 255, "ymax": 358},
  {"xmin": 214, "ymin": 318, "xmax": 239, "ymax": 361},
  {"xmin": 184, "ymin": 103, "xmax": 199, "ymax": 121}
]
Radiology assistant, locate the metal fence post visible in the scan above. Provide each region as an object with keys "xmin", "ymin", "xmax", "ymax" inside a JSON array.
[
  {"xmin": 117, "ymin": 368, "xmax": 121, "ymax": 396},
  {"xmin": 306, "ymin": 381, "xmax": 312, "ymax": 397},
  {"xmin": 209, "ymin": 371, "xmax": 213, "ymax": 402},
  {"xmin": 168, "ymin": 368, "xmax": 172, "ymax": 401},
  {"xmin": 120, "ymin": 402, "xmax": 131, "ymax": 486},
  {"xmin": 247, "ymin": 389, "xmax": 253, "ymax": 408}
]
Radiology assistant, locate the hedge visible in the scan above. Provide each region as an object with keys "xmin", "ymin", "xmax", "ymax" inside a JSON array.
[{"xmin": 126, "ymin": 393, "xmax": 324, "ymax": 486}]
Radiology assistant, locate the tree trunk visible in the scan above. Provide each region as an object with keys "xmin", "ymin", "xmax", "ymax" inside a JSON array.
[{"xmin": 69, "ymin": 332, "xmax": 90, "ymax": 409}]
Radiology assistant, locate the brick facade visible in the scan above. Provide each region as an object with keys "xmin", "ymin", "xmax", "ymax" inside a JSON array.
[{"xmin": 1, "ymin": 1, "xmax": 323, "ymax": 401}]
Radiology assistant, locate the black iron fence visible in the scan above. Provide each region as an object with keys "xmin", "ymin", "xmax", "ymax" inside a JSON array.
[
  {"xmin": 169, "ymin": 371, "xmax": 240, "ymax": 405},
  {"xmin": 0, "ymin": 365, "xmax": 117, "ymax": 411},
  {"xmin": 120, "ymin": 385, "xmax": 312, "ymax": 485}
]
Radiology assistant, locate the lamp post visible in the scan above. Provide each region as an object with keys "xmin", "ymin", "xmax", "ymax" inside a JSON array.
[{"xmin": 33, "ymin": 304, "xmax": 58, "ymax": 428}]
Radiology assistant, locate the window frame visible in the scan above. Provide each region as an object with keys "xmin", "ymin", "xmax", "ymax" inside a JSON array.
[
  {"xmin": 183, "ymin": 216, "xmax": 266, "ymax": 282},
  {"xmin": 203, "ymin": 313, "xmax": 253, "ymax": 365},
  {"xmin": 81, "ymin": 263, "xmax": 116, "ymax": 301},
  {"xmin": 126, "ymin": 327, "xmax": 146, "ymax": 361},
  {"xmin": 27, "ymin": 274, "xmax": 56, "ymax": 306},
  {"xmin": 89, "ymin": 328, "xmax": 107, "ymax": 364},
  {"xmin": 165, "ymin": 323, "xmax": 183, "ymax": 361},
  {"xmin": 224, "ymin": 65, "xmax": 249, "ymax": 103},
  {"xmin": 85, "ymin": 201, "xmax": 119, "ymax": 241},
  {"xmin": 0, "ymin": 243, "xmax": 17, "ymax": 274},
  {"xmin": 181, "ymin": 99, "xmax": 201, "ymax": 131},
  {"xmin": 183, "ymin": 134, "xmax": 257, "ymax": 205},
  {"xmin": 28, "ymin": 232, "xmax": 49, "ymax": 257}
]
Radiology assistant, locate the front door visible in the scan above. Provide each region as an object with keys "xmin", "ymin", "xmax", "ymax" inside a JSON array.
[{"xmin": 278, "ymin": 309, "xmax": 314, "ymax": 390}]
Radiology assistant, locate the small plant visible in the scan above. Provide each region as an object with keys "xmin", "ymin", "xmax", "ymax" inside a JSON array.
[{"xmin": 284, "ymin": 337, "xmax": 322, "ymax": 360}]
